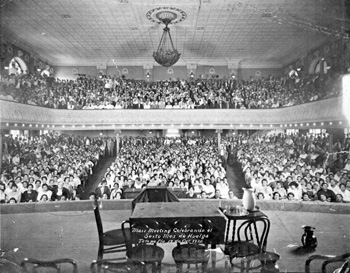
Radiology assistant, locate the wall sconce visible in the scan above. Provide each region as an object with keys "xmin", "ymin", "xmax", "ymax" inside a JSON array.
[
  {"xmin": 190, "ymin": 71, "xmax": 194, "ymax": 78},
  {"xmin": 146, "ymin": 72, "xmax": 150, "ymax": 78},
  {"xmin": 231, "ymin": 73, "xmax": 236, "ymax": 79}
]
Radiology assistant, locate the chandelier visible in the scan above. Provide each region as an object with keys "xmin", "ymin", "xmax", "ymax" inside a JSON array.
[{"xmin": 152, "ymin": 15, "xmax": 181, "ymax": 67}]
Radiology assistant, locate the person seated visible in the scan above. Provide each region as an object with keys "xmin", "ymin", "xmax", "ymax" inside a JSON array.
[
  {"xmin": 95, "ymin": 179, "xmax": 111, "ymax": 200},
  {"xmin": 301, "ymin": 192, "xmax": 312, "ymax": 201},
  {"xmin": 51, "ymin": 182, "xmax": 70, "ymax": 201},
  {"xmin": 272, "ymin": 191, "xmax": 281, "ymax": 201},
  {"xmin": 212, "ymin": 189, "xmax": 223, "ymax": 199},
  {"xmin": 273, "ymin": 181, "xmax": 287, "ymax": 199},
  {"xmin": 21, "ymin": 183, "xmax": 38, "ymax": 202},
  {"xmin": 110, "ymin": 183, "xmax": 123, "ymax": 199},
  {"xmin": 202, "ymin": 179, "xmax": 215, "ymax": 198},
  {"xmin": 335, "ymin": 193, "xmax": 346, "ymax": 203},
  {"xmin": 287, "ymin": 181, "xmax": 302, "ymax": 200},
  {"xmin": 228, "ymin": 190, "xmax": 238, "ymax": 199},
  {"xmin": 39, "ymin": 194, "xmax": 49, "ymax": 202},
  {"xmin": 338, "ymin": 183, "xmax": 350, "ymax": 202},
  {"xmin": 6, "ymin": 183, "xmax": 21, "ymax": 203},
  {"xmin": 257, "ymin": 192, "xmax": 265, "ymax": 200},
  {"xmin": 317, "ymin": 182, "xmax": 336, "ymax": 202},
  {"xmin": 89, "ymin": 192, "xmax": 97, "ymax": 201},
  {"xmin": 215, "ymin": 178, "xmax": 229, "ymax": 199},
  {"xmin": 186, "ymin": 186, "xmax": 197, "ymax": 199},
  {"xmin": 0, "ymin": 183, "xmax": 6, "ymax": 203},
  {"xmin": 287, "ymin": 192, "xmax": 295, "ymax": 201}
]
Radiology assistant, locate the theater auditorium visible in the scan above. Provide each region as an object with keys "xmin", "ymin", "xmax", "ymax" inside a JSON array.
[{"xmin": 1, "ymin": 0, "xmax": 350, "ymax": 272}]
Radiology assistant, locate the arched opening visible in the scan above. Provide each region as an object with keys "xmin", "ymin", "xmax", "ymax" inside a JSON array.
[{"xmin": 6, "ymin": 57, "xmax": 28, "ymax": 75}]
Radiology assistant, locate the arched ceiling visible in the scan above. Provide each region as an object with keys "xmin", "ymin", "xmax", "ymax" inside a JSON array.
[{"xmin": 0, "ymin": 0, "xmax": 348, "ymax": 67}]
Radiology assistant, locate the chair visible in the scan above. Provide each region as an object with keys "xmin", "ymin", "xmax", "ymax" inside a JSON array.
[
  {"xmin": 305, "ymin": 253, "xmax": 350, "ymax": 273},
  {"xmin": 0, "ymin": 258, "xmax": 21, "ymax": 273},
  {"xmin": 90, "ymin": 258, "xmax": 143, "ymax": 273},
  {"xmin": 122, "ymin": 220, "xmax": 164, "ymax": 273},
  {"xmin": 20, "ymin": 258, "xmax": 78, "ymax": 273},
  {"xmin": 225, "ymin": 217, "xmax": 270, "ymax": 260},
  {"xmin": 94, "ymin": 200, "xmax": 128, "ymax": 260},
  {"xmin": 171, "ymin": 220, "xmax": 212, "ymax": 273},
  {"xmin": 223, "ymin": 217, "xmax": 270, "ymax": 272}
]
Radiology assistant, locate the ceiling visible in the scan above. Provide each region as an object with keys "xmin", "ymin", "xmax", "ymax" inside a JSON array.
[{"xmin": 0, "ymin": 0, "xmax": 348, "ymax": 67}]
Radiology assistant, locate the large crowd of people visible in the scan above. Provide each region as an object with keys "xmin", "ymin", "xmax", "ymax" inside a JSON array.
[
  {"xmin": 1, "ymin": 130, "xmax": 350, "ymax": 204},
  {"xmin": 0, "ymin": 133, "xmax": 114, "ymax": 203},
  {"xmin": 238, "ymin": 132, "xmax": 350, "ymax": 203},
  {"xmin": 93, "ymin": 136, "xmax": 235, "ymax": 200},
  {"xmin": 0, "ymin": 70, "xmax": 342, "ymax": 110}
]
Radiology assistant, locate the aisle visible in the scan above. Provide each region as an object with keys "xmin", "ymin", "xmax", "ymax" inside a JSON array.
[
  {"xmin": 81, "ymin": 156, "xmax": 116, "ymax": 199},
  {"xmin": 225, "ymin": 162, "xmax": 246, "ymax": 199}
]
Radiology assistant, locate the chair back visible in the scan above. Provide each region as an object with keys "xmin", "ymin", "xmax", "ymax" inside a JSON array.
[
  {"xmin": 20, "ymin": 258, "xmax": 78, "ymax": 273},
  {"xmin": 121, "ymin": 220, "xmax": 132, "ymax": 252},
  {"xmin": 93, "ymin": 200, "xmax": 104, "ymax": 244},
  {"xmin": 0, "ymin": 258, "xmax": 21, "ymax": 273},
  {"xmin": 236, "ymin": 218, "xmax": 270, "ymax": 253},
  {"xmin": 305, "ymin": 253, "xmax": 350, "ymax": 273},
  {"xmin": 90, "ymin": 258, "xmax": 142, "ymax": 273}
]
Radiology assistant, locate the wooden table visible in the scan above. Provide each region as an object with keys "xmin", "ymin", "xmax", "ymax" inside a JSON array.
[{"xmin": 130, "ymin": 202, "xmax": 227, "ymax": 246}]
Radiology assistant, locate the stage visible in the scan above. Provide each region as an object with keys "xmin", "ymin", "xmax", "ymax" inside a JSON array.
[{"xmin": 1, "ymin": 199, "xmax": 349, "ymax": 272}]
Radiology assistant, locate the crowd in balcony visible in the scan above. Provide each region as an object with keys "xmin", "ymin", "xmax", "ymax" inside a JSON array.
[
  {"xmin": 238, "ymin": 132, "xmax": 350, "ymax": 203},
  {"xmin": 0, "ymin": 69, "xmax": 341, "ymax": 110},
  {"xmin": 92, "ymin": 136, "xmax": 235, "ymax": 200},
  {"xmin": 0, "ymin": 133, "xmax": 113, "ymax": 203}
]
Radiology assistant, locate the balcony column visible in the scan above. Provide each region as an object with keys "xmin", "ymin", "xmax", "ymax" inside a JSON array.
[
  {"xmin": 216, "ymin": 129, "xmax": 222, "ymax": 152},
  {"xmin": 115, "ymin": 130, "xmax": 121, "ymax": 155}
]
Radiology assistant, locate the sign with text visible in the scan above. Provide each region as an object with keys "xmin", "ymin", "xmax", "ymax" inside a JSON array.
[{"xmin": 131, "ymin": 222, "xmax": 215, "ymax": 244}]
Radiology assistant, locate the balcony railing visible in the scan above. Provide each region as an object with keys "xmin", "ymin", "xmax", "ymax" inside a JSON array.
[{"xmin": 0, "ymin": 97, "xmax": 347, "ymax": 130}]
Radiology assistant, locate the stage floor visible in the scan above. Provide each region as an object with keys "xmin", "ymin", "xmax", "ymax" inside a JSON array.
[{"xmin": 1, "ymin": 208, "xmax": 350, "ymax": 272}]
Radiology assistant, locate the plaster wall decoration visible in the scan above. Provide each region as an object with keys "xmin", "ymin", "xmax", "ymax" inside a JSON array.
[
  {"xmin": 122, "ymin": 68, "xmax": 129, "ymax": 74},
  {"xmin": 255, "ymin": 71, "xmax": 261, "ymax": 77},
  {"xmin": 167, "ymin": 68, "xmax": 174, "ymax": 74},
  {"xmin": 209, "ymin": 68, "xmax": 216, "ymax": 74},
  {"xmin": 187, "ymin": 64, "xmax": 197, "ymax": 70},
  {"xmin": 72, "ymin": 68, "xmax": 79, "ymax": 74},
  {"xmin": 143, "ymin": 63, "xmax": 153, "ymax": 70},
  {"xmin": 17, "ymin": 50, "xmax": 23, "ymax": 57},
  {"xmin": 24, "ymin": 55, "xmax": 30, "ymax": 62},
  {"xmin": 97, "ymin": 63, "xmax": 107, "ymax": 70}
]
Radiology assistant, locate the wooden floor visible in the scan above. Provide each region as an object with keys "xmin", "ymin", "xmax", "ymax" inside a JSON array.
[{"xmin": 1, "ymin": 207, "xmax": 349, "ymax": 273}]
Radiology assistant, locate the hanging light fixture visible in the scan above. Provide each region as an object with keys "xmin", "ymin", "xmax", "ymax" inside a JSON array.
[{"xmin": 152, "ymin": 12, "xmax": 181, "ymax": 67}]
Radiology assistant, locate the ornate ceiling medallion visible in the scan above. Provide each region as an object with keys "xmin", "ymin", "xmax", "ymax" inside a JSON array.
[{"xmin": 146, "ymin": 7, "xmax": 187, "ymax": 25}]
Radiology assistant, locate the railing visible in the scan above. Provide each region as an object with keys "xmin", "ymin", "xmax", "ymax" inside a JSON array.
[
  {"xmin": 0, "ymin": 97, "xmax": 346, "ymax": 129},
  {"xmin": 0, "ymin": 199, "xmax": 349, "ymax": 215}
]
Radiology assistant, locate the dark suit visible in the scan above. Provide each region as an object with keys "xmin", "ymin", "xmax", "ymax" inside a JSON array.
[{"xmin": 95, "ymin": 185, "xmax": 111, "ymax": 199}]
